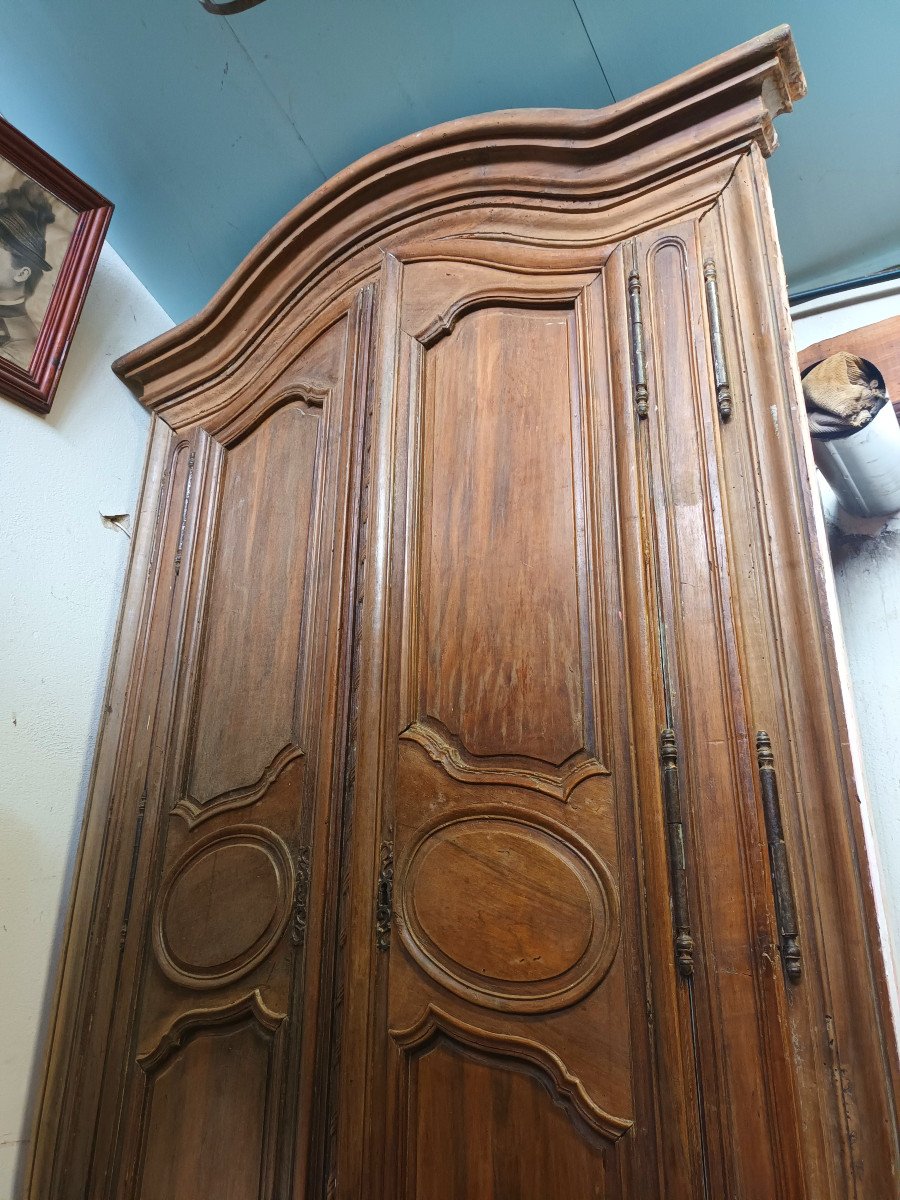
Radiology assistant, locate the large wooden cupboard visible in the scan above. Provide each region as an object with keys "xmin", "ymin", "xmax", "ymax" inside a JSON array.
[{"xmin": 28, "ymin": 27, "xmax": 898, "ymax": 1200}]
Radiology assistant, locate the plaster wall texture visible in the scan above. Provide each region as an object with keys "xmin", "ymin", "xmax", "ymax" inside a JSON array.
[
  {"xmin": 0, "ymin": 244, "xmax": 170, "ymax": 1199},
  {"xmin": 793, "ymin": 280, "xmax": 900, "ymax": 979}
]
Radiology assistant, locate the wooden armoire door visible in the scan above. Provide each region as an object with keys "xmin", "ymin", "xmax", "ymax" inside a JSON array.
[
  {"xmin": 29, "ymin": 292, "xmax": 378, "ymax": 1200},
  {"xmin": 28, "ymin": 27, "xmax": 898, "ymax": 1200},
  {"xmin": 330, "ymin": 250, "xmax": 705, "ymax": 1199}
]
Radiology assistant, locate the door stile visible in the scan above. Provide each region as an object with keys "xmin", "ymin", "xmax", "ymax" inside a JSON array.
[
  {"xmin": 330, "ymin": 252, "xmax": 405, "ymax": 1200},
  {"xmin": 631, "ymin": 219, "xmax": 810, "ymax": 1199},
  {"xmin": 629, "ymin": 225, "xmax": 743, "ymax": 1198},
  {"xmin": 600, "ymin": 245, "xmax": 707, "ymax": 1200},
  {"xmin": 373, "ymin": 268, "xmax": 426, "ymax": 1200},
  {"xmin": 308, "ymin": 283, "xmax": 379, "ymax": 1200},
  {"xmin": 113, "ymin": 430, "xmax": 230, "ymax": 1200},
  {"xmin": 618, "ymin": 240, "xmax": 717, "ymax": 1200},
  {"xmin": 267, "ymin": 285, "xmax": 378, "ymax": 1200},
  {"xmin": 697, "ymin": 198, "xmax": 823, "ymax": 1200},
  {"xmin": 90, "ymin": 429, "xmax": 215, "ymax": 1199}
]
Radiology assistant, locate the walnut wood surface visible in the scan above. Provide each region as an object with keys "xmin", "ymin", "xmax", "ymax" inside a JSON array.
[{"xmin": 27, "ymin": 26, "xmax": 898, "ymax": 1200}]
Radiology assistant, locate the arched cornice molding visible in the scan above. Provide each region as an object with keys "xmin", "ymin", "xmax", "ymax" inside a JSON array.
[{"xmin": 114, "ymin": 26, "xmax": 803, "ymax": 413}]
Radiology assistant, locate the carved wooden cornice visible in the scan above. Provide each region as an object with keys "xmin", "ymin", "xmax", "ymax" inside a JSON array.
[{"xmin": 114, "ymin": 25, "xmax": 804, "ymax": 415}]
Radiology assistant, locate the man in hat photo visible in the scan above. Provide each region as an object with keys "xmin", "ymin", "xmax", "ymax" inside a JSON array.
[{"xmin": 0, "ymin": 180, "xmax": 56, "ymax": 371}]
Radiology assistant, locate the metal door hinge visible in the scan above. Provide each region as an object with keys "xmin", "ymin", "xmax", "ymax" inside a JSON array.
[
  {"xmin": 756, "ymin": 732, "xmax": 801, "ymax": 982},
  {"xmin": 660, "ymin": 729, "xmax": 695, "ymax": 978},
  {"xmin": 627, "ymin": 267, "xmax": 650, "ymax": 419},
  {"xmin": 375, "ymin": 839, "xmax": 394, "ymax": 952},
  {"xmin": 702, "ymin": 260, "xmax": 733, "ymax": 421}
]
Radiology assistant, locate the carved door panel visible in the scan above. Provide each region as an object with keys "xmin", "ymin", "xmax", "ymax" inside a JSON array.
[
  {"xmin": 85, "ymin": 301, "xmax": 373, "ymax": 1200},
  {"xmin": 333, "ymin": 250, "xmax": 705, "ymax": 1199}
]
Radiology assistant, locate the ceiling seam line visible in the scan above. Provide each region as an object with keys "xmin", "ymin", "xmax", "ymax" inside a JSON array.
[
  {"xmin": 222, "ymin": 15, "xmax": 328, "ymax": 181},
  {"xmin": 570, "ymin": 0, "xmax": 616, "ymax": 102}
]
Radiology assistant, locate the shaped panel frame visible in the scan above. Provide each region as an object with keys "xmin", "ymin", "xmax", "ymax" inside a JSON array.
[
  {"xmin": 152, "ymin": 824, "xmax": 294, "ymax": 991},
  {"xmin": 398, "ymin": 278, "xmax": 613, "ymax": 801},
  {"xmin": 171, "ymin": 387, "xmax": 330, "ymax": 828},
  {"xmin": 397, "ymin": 807, "xmax": 620, "ymax": 1013}
]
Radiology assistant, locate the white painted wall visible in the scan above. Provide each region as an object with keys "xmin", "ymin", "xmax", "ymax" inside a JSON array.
[
  {"xmin": 793, "ymin": 281, "xmax": 900, "ymax": 979},
  {"xmin": 0, "ymin": 245, "xmax": 170, "ymax": 1199}
]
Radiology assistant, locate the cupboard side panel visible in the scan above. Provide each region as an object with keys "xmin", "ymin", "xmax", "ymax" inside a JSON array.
[
  {"xmin": 637, "ymin": 221, "xmax": 806, "ymax": 1200},
  {"xmin": 711, "ymin": 148, "xmax": 899, "ymax": 1197}
]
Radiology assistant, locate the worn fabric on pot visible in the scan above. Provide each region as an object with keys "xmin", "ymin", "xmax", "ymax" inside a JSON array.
[{"xmin": 802, "ymin": 351, "xmax": 887, "ymax": 439}]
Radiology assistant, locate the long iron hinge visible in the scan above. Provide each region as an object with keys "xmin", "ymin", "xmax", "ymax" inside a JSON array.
[
  {"xmin": 702, "ymin": 260, "xmax": 733, "ymax": 421},
  {"xmin": 627, "ymin": 267, "xmax": 650, "ymax": 420},
  {"xmin": 375, "ymin": 839, "xmax": 394, "ymax": 952},
  {"xmin": 756, "ymin": 732, "xmax": 802, "ymax": 982},
  {"xmin": 659, "ymin": 729, "xmax": 695, "ymax": 978}
]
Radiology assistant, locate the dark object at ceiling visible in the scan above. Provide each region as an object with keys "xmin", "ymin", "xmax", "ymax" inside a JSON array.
[{"xmin": 199, "ymin": 0, "xmax": 269, "ymax": 14}]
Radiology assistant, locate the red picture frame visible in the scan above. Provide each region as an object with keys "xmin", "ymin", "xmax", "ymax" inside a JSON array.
[{"xmin": 0, "ymin": 116, "xmax": 113, "ymax": 415}]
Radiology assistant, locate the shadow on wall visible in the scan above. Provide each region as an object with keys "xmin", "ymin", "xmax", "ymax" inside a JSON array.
[
  {"xmin": 0, "ymin": 807, "xmax": 69, "ymax": 1195},
  {"xmin": 3, "ymin": 561, "xmax": 132, "ymax": 1200},
  {"xmin": 828, "ymin": 523, "xmax": 900, "ymax": 570}
]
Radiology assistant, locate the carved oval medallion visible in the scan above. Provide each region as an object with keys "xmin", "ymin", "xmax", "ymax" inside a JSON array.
[
  {"xmin": 398, "ymin": 810, "xmax": 619, "ymax": 1012},
  {"xmin": 154, "ymin": 826, "xmax": 293, "ymax": 990}
]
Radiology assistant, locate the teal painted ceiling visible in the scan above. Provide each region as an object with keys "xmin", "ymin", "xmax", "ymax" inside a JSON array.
[{"xmin": 2, "ymin": 1, "xmax": 898, "ymax": 322}]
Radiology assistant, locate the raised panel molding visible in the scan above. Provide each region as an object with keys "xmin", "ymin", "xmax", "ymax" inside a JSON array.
[
  {"xmin": 179, "ymin": 394, "xmax": 325, "ymax": 818},
  {"xmin": 400, "ymin": 718, "xmax": 606, "ymax": 802},
  {"xmin": 153, "ymin": 825, "xmax": 294, "ymax": 990},
  {"xmin": 134, "ymin": 992, "xmax": 285, "ymax": 1200},
  {"xmin": 173, "ymin": 742, "xmax": 303, "ymax": 828},
  {"xmin": 396, "ymin": 808, "xmax": 620, "ymax": 1013},
  {"xmin": 400, "ymin": 289, "xmax": 610, "ymax": 795},
  {"xmin": 390, "ymin": 1006, "xmax": 632, "ymax": 1144},
  {"xmin": 215, "ymin": 382, "xmax": 330, "ymax": 449},
  {"xmin": 137, "ymin": 989, "xmax": 285, "ymax": 1072},
  {"xmin": 413, "ymin": 286, "xmax": 592, "ymax": 346}
]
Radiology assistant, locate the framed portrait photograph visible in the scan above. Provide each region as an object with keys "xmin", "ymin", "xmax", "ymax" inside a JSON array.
[{"xmin": 0, "ymin": 117, "xmax": 112, "ymax": 415}]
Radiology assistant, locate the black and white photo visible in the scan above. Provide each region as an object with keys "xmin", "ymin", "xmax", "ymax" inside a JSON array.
[
  {"xmin": 0, "ymin": 116, "xmax": 112, "ymax": 414},
  {"xmin": 0, "ymin": 158, "xmax": 77, "ymax": 372}
]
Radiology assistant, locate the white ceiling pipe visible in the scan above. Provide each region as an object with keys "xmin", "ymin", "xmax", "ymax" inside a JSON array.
[{"xmin": 812, "ymin": 400, "xmax": 900, "ymax": 517}]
